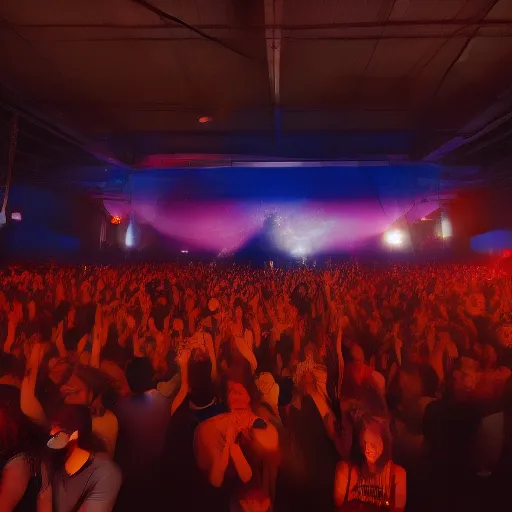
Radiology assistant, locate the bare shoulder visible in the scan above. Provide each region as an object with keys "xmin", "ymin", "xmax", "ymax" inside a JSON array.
[
  {"xmin": 335, "ymin": 461, "xmax": 356, "ymax": 485},
  {"xmin": 336, "ymin": 460, "xmax": 350, "ymax": 474},
  {"xmin": 4, "ymin": 454, "xmax": 31, "ymax": 472},
  {"xmin": 393, "ymin": 463, "xmax": 406, "ymax": 483}
]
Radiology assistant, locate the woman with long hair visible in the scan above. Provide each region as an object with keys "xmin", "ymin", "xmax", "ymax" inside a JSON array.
[
  {"xmin": 194, "ymin": 366, "xmax": 279, "ymax": 508},
  {"xmin": 226, "ymin": 300, "xmax": 257, "ymax": 374},
  {"xmin": 0, "ymin": 407, "xmax": 41, "ymax": 511},
  {"xmin": 334, "ymin": 413, "xmax": 406, "ymax": 511}
]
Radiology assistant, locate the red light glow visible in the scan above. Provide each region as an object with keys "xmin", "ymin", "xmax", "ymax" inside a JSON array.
[{"xmin": 111, "ymin": 216, "xmax": 122, "ymax": 225}]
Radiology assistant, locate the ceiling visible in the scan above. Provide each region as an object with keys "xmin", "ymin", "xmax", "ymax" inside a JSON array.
[{"xmin": 1, "ymin": 0, "xmax": 512, "ymax": 175}]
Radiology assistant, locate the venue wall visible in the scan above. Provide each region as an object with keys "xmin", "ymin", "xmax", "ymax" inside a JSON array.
[{"xmin": 0, "ymin": 183, "xmax": 104, "ymax": 261}]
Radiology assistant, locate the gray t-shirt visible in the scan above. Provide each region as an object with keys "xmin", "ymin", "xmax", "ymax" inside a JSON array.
[{"xmin": 52, "ymin": 454, "xmax": 122, "ymax": 512}]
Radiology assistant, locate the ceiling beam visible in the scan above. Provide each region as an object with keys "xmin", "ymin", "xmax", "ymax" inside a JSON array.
[
  {"xmin": 264, "ymin": 0, "xmax": 283, "ymax": 105},
  {"xmin": 424, "ymin": 87, "xmax": 512, "ymax": 162},
  {"xmin": 264, "ymin": 0, "xmax": 283, "ymax": 152}
]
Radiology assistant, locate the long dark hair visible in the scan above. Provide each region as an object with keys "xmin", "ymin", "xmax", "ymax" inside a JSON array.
[
  {"xmin": 0, "ymin": 407, "xmax": 21, "ymax": 461},
  {"xmin": 354, "ymin": 412, "xmax": 393, "ymax": 476}
]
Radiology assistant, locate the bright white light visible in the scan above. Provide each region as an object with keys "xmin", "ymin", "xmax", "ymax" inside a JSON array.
[
  {"xmin": 384, "ymin": 230, "xmax": 403, "ymax": 246},
  {"xmin": 11, "ymin": 212, "xmax": 22, "ymax": 221},
  {"xmin": 291, "ymin": 246, "xmax": 307, "ymax": 257},
  {"xmin": 125, "ymin": 219, "xmax": 135, "ymax": 248},
  {"xmin": 181, "ymin": 250, "xmax": 188, "ymax": 254},
  {"xmin": 441, "ymin": 216, "xmax": 452, "ymax": 239}
]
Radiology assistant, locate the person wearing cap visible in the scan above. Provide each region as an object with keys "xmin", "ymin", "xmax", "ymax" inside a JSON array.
[{"xmin": 42, "ymin": 404, "xmax": 121, "ymax": 512}]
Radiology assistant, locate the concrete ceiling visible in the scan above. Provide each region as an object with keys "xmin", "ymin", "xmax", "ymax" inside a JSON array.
[{"xmin": 0, "ymin": 0, "xmax": 512, "ymax": 170}]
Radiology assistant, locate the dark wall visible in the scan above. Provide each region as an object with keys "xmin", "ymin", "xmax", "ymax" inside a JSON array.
[
  {"xmin": 449, "ymin": 186, "xmax": 512, "ymax": 240},
  {"xmin": 0, "ymin": 183, "xmax": 103, "ymax": 261}
]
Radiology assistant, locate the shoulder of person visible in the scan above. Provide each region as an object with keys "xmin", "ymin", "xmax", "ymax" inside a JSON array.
[
  {"xmin": 3, "ymin": 453, "xmax": 31, "ymax": 471},
  {"xmin": 91, "ymin": 454, "xmax": 122, "ymax": 480},
  {"xmin": 334, "ymin": 461, "xmax": 357, "ymax": 493},
  {"xmin": 393, "ymin": 463, "xmax": 406, "ymax": 484},
  {"xmin": 335, "ymin": 460, "xmax": 351, "ymax": 476}
]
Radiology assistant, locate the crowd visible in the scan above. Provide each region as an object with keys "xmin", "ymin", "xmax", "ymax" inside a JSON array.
[{"xmin": 1, "ymin": 261, "xmax": 512, "ymax": 511}]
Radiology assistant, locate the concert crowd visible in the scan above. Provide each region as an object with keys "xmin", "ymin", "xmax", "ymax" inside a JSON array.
[{"xmin": 1, "ymin": 261, "xmax": 512, "ymax": 511}]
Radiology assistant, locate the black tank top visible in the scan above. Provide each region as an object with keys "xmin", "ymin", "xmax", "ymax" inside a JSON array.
[{"xmin": 340, "ymin": 462, "xmax": 395, "ymax": 512}]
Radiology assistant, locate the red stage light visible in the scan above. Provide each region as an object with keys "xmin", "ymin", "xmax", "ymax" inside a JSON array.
[
  {"xmin": 198, "ymin": 116, "xmax": 213, "ymax": 124},
  {"xmin": 111, "ymin": 216, "xmax": 122, "ymax": 225}
]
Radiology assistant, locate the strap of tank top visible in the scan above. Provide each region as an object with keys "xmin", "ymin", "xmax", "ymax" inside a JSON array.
[
  {"xmin": 389, "ymin": 463, "xmax": 396, "ymax": 509},
  {"xmin": 344, "ymin": 464, "xmax": 352, "ymax": 504}
]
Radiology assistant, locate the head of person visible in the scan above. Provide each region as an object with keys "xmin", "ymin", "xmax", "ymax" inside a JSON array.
[
  {"xmin": 350, "ymin": 344, "xmax": 365, "ymax": 365},
  {"xmin": 63, "ymin": 327, "xmax": 82, "ymax": 354},
  {"xmin": 357, "ymin": 413, "xmax": 392, "ymax": 474},
  {"xmin": 0, "ymin": 352, "xmax": 24, "ymax": 388},
  {"xmin": 225, "ymin": 365, "xmax": 259, "ymax": 412},
  {"xmin": 61, "ymin": 366, "xmax": 114, "ymax": 411},
  {"xmin": 125, "ymin": 357, "xmax": 154, "ymax": 395},
  {"xmin": 188, "ymin": 357, "xmax": 216, "ymax": 408},
  {"xmin": 48, "ymin": 404, "xmax": 93, "ymax": 455},
  {"xmin": 474, "ymin": 343, "xmax": 498, "ymax": 370},
  {"xmin": 234, "ymin": 299, "xmax": 246, "ymax": 323},
  {"xmin": 238, "ymin": 488, "xmax": 271, "ymax": 512}
]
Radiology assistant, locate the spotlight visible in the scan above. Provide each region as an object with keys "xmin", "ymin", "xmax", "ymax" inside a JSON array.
[
  {"xmin": 441, "ymin": 214, "xmax": 452, "ymax": 239},
  {"xmin": 198, "ymin": 116, "xmax": 213, "ymax": 124},
  {"xmin": 384, "ymin": 230, "xmax": 403, "ymax": 246},
  {"xmin": 111, "ymin": 216, "xmax": 122, "ymax": 225},
  {"xmin": 291, "ymin": 246, "xmax": 307, "ymax": 257},
  {"xmin": 181, "ymin": 250, "xmax": 189, "ymax": 254},
  {"xmin": 11, "ymin": 212, "xmax": 22, "ymax": 221},
  {"xmin": 125, "ymin": 213, "xmax": 136, "ymax": 248}
]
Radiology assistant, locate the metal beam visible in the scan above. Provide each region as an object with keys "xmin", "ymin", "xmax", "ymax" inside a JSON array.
[
  {"xmin": 0, "ymin": 15, "xmax": 132, "ymax": 170},
  {"xmin": 264, "ymin": 0, "xmax": 283, "ymax": 153},
  {"xmin": 264, "ymin": 0, "xmax": 283, "ymax": 105},
  {"xmin": 424, "ymin": 87, "xmax": 512, "ymax": 162}
]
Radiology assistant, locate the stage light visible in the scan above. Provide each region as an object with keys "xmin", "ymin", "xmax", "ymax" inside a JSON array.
[
  {"xmin": 111, "ymin": 216, "xmax": 121, "ymax": 225},
  {"xmin": 125, "ymin": 214, "xmax": 135, "ymax": 248},
  {"xmin": 384, "ymin": 230, "xmax": 403, "ymax": 246},
  {"xmin": 441, "ymin": 214, "xmax": 452, "ymax": 239},
  {"xmin": 181, "ymin": 250, "xmax": 188, "ymax": 254},
  {"xmin": 11, "ymin": 212, "xmax": 22, "ymax": 221},
  {"xmin": 291, "ymin": 246, "xmax": 308, "ymax": 257},
  {"xmin": 198, "ymin": 116, "xmax": 213, "ymax": 124}
]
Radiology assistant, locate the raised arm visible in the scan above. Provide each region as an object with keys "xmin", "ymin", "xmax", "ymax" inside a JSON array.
[
  {"xmin": 204, "ymin": 332, "xmax": 218, "ymax": 382},
  {"xmin": 170, "ymin": 349, "xmax": 190, "ymax": 417},
  {"xmin": 21, "ymin": 344, "xmax": 48, "ymax": 427},
  {"xmin": 3, "ymin": 310, "xmax": 20, "ymax": 354},
  {"xmin": 336, "ymin": 322, "xmax": 345, "ymax": 399},
  {"xmin": 89, "ymin": 305, "xmax": 103, "ymax": 369}
]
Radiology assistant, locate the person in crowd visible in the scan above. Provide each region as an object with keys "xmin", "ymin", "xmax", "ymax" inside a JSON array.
[
  {"xmin": 334, "ymin": 413, "xmax": 406, "ymax": 511},
  {"xmin": 1, "ymin": 260, "xmax": 512, "ymax": 512},
  {"xmin": 0, "ymin": 406, "xmax": 41, "ymax": 511},
  {"xmin": 113, "ymin": 356, "xmax": 171, "ymax": 511},
  {"xmin": 41, "ymin": 403, "xmax": 121, "ymax": 512}
]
